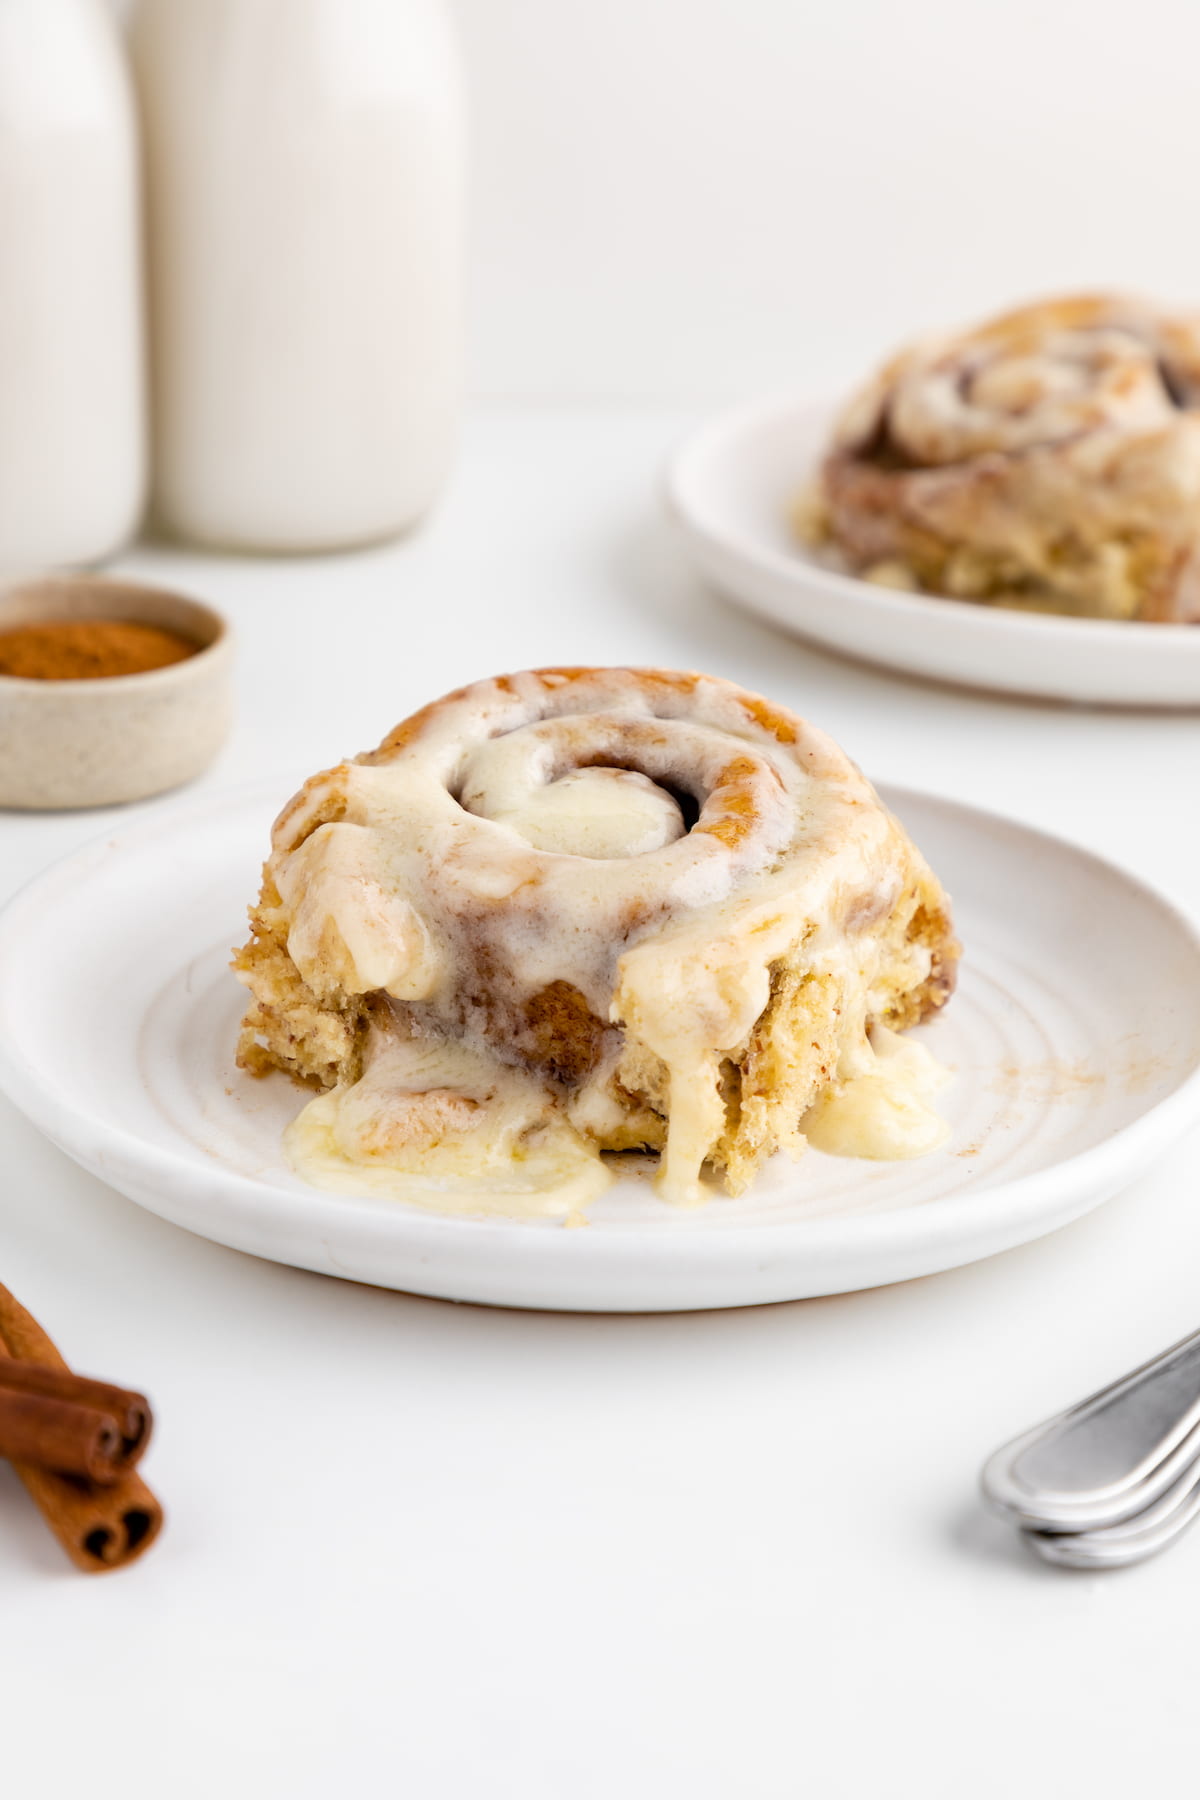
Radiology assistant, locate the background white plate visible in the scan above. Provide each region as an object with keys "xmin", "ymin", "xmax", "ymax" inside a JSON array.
[
  {"xmin": 2, "ymin": 778, "xmax": 1200, "ymax": 1312},
  {"xmin": 665, "ymin": 396, "xmax": 1200, "ymax": 707}
]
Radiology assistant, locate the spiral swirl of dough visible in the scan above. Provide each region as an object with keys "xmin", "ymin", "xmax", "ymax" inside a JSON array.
[
  {"xmin": 812, "ymin": 293, "xmax": 1200, "ymax": 621},
  {"xmin": 273, "ymin": 669, "xmax": 872, "ymax": 1026}
]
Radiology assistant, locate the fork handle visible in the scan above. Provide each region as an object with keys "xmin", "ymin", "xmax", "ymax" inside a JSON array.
[{"xmin": 983, "ymin": 1326, "xmax": 1200, "ymax": 1520}]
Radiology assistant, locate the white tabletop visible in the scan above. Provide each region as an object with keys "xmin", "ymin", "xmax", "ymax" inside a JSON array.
[{"xmin": 4, "ymin": 409, "xmax": 1200, "ymax": 1799}]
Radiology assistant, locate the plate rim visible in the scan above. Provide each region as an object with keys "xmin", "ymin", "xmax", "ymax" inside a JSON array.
[
  {"xmin": 3, "ymin": 775, "xmax": 1200, "ymax": 1283},
  {"xmin": 664, "ymin": 391, "xmax": 1200, "ymax": 661}
]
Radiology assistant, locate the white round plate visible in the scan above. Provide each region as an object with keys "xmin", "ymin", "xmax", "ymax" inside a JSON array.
[
  {"xmin": 665, "ymin": 396, "xmax": 1200, "ymax": 707},
  {"xmin": 2, "ymin": 779, "xmax": 1200, "ymax": 1312}
]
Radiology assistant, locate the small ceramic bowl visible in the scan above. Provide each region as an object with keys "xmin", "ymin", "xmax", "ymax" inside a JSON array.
[{"xmin": 0, "ymin": 574, "xmax": 234, "ymax": 809}]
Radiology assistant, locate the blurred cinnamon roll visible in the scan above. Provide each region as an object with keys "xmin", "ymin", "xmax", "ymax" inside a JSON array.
[
  {"xmin": 804, "ymin": 294, "xmax": 1200, "ymax": 621},
  {"xmin": 234, "ymin": 668, "xmax": 958, "ymax": 1217}
]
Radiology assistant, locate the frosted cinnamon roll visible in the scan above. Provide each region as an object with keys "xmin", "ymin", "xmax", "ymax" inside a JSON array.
[
  {"xmin": 803, "ymin": 294, "xmax": 1200, "ymax": 621},
  {"xmin": 234, "ymin": 668, "xmax": 958, "ymax": 1218}
]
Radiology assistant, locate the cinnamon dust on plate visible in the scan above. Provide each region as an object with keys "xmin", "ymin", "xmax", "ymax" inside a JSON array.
[{"xmin": 0, "ymin": 618, "xmax": 199, "ymax": 680}]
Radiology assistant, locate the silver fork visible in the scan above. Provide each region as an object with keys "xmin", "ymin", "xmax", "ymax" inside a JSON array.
[
  {"xmin": 982, "ymin": 1324, "xmax": 1200, "ymax": 1568},
  {"xmin": 1023, "ymin": 1455, "xmax": 1200, "ymax": 1569}
]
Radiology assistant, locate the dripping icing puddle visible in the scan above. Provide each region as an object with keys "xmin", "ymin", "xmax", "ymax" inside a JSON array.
[{"xmin": 278, "ymin": 1022, "xmax": 954, "ymax": 1224}]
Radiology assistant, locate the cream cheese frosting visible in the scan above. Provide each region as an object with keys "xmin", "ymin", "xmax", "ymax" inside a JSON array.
[
  {"xmin": 285, "ymin": 1029, "xmax": 611, "ymax": 1219},
  {"xmin": 799, "ymin": 1025, "xmax": 950, "ymax": 1161},
  {"xmin": 236, "ymin": 668, "xmax": 958, "ymax": 1217}
]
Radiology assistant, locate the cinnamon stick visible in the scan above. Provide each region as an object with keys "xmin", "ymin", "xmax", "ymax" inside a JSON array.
[
  {"xmin": 0, "ymin": 1360, "xmax": 151, "ymax": 1465},
  {"xmin": 0, "ymin": 1283, "xmax": 163, "ymax": 1573},
  {"xmin": 0, "ymin": 1385, "xmax": 125, "ymax": 1485}
]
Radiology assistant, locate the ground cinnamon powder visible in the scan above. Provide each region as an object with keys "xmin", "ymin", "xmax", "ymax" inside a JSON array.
[{"xmin": 0, "ymin": 619, "xmax": 199, "ymax": 680}]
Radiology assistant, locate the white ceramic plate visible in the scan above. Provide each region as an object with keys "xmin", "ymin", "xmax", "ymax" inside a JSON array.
[
  {"xmin": 665, "ymin": 396, "xmax": 1200, "ymax": 707},
  {"xmin": 2, "ymin": 779, "xmax": 1200, "ymax": 1312}
]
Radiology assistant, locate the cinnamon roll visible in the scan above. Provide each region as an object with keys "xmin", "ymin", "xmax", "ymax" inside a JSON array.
[
  {"xmin": 804, "ymin": 294, "xmax": 1200, "ymax": 621},
  {"xmin": 234, "ymin": 668, "xmax": 958, "ymax": 1217}
]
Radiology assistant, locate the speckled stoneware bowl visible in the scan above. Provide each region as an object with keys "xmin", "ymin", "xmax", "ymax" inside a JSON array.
[{"xmin": 0, "ymin": 574, "xmax": 233, "ymax": 809}]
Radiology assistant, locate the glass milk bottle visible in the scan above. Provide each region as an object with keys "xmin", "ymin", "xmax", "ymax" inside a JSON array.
[
  {"xmin": 129, "ymin": 0, "xmax": 464, "ymax": 552},
  {"xmin": 0, "ymin": 0, "xmax": 145, "ymax": 568}
]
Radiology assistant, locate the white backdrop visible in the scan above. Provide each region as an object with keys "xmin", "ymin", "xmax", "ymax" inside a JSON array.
[
  {"xmin": 108, "ymin": 0, "xmax": 1200, "ymax": 404},
  {"xmin": 456, "ymin": 0, "xmax": 1200, "ymax": 401}
]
